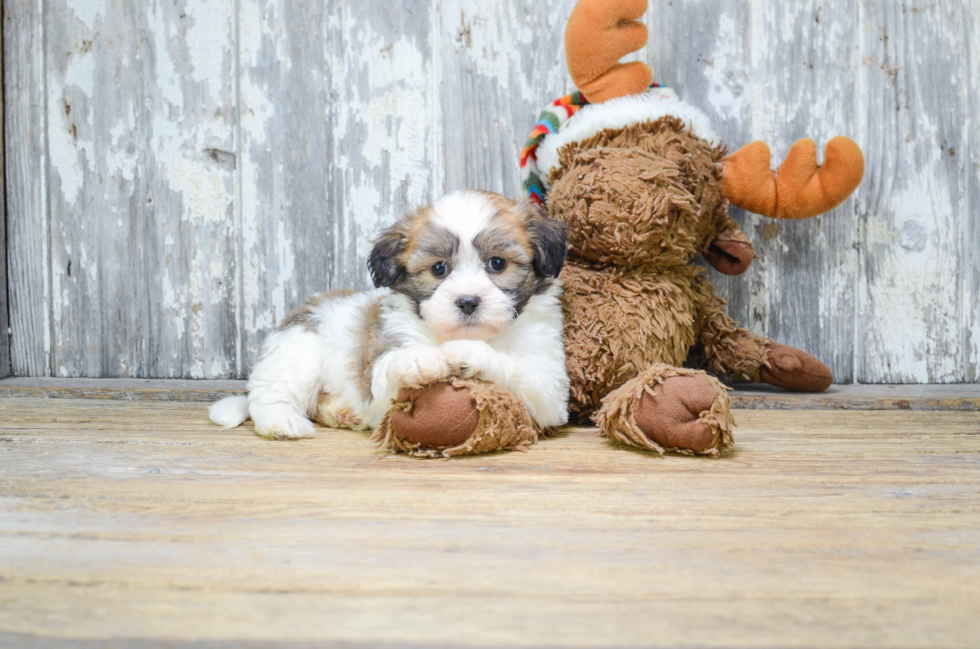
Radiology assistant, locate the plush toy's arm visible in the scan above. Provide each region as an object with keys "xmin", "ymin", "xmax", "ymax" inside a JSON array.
[
  {"xmin": 692, "ymin": 277, "xmax": 834, "ymax": 392},
  {"xmin": 692, "ymin": 278, "xmax": 770, "ymax": 382}
]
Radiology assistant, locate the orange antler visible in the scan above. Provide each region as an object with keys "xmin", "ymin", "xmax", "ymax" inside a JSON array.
[
  {"xmin": 723, "ymin": 137, "xmax": 865, "ymax": 220},
  {"xmin": 565, "ymin": 0, "xmax": 653, "ymax": 104}
]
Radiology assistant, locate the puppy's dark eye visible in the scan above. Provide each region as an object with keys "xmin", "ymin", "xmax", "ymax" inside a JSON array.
[
  {"xmin": 487, "ymin": 257, "xmax": 508, "ymax": 273},
  {"xmin": 430, "ymin": 261, "xmax": 449, "ymax": 278}
]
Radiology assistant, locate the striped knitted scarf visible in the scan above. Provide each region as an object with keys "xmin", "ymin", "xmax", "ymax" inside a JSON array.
[{"xmin": 521, "ymin": 84, "xmax": 670, "ymax": 206}]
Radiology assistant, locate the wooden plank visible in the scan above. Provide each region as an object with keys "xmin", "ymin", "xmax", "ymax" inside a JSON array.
[
  {"xmin": 43, "ymin": 0, "xmax": 143, "ymax": 378},
  {"xmin": 3, "ymin": 0, "xmax": 49, "ymax": 376},
  {"xmin": 728, "ymin": 383, "xmax": 980, "ymax": 412},
  {"xmin": 857, "ymin": 2, "xmax": 970, "ymax": 383},
  {"xmin": 237, "ymin": 0, "xmax": 333, "ymax": 367},
  {"xmin": 41, "ymin": 0, "xmax": 239, "ymax": 378},
  {"xmin": 438, "ymin": 0, "xmax": 573, "ymax": 196},
  {"xmin": 968, "ymin": 14, "xmax": 979, "ymax": 382},
  {"xmin": 136, "ymin": 0, "xmax": 239, "ymax": 379},
  {"xmin": 0, "ymin": 378, "xmax": 246, "ymax": 402},
  {"xmin": 238, "ymin": 0, "xmax": 443, "ymax": 369},
  {"xmin": 0, "ymin": 399, "xmax": 978, "ymax": 647},
  {"xmin": 0, "ymin": 2, "xmax": 7, "ymax": 379}
]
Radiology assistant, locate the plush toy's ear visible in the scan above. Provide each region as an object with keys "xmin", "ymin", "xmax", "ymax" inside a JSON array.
[
  {"xmin": 368, "ymin": 225, "xmax": 407, "ymax": 288},
  {"xmin": 526, "ymin": 205, "xmax": 570, "ymax": 279},
  {"xmin": 702, "ymin": 227, "xmax": 755, "ymax": 276}
]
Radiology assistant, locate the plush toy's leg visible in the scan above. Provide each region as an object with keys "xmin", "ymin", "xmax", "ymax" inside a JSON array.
[
  {"xmin": 695, "ymin": 279, "xmax": 833, "ymax": 392},
  {"xmin": 372, "ymin": 380, "xmax": 540, "ymax": 458},
  {"xmin": 593, "ymin": 364, "xmax": 734, "ymax": 456},
  {"xmin": 703, "ymin": 326, "xmax": 834, "ymax": 393},
  {"xmin": 759, "ymin": 343, "xmax": 833, "ymax": 392}
]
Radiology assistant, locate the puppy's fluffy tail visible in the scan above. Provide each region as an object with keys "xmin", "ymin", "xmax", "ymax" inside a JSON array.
[{"xmin": 209, "ymin": 395, "xmax": 250, "ymax": 428}]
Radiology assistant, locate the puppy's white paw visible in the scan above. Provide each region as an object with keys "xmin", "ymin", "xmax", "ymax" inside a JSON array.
[
  {"xmin": 253, "ymin": 411, "xmax": 316, "ymax": 440},
  {"xmin": 441, "ymin": 340, "xmax": 493, "ymax": 379},
  {"xmin": 392, "ymin": 346, "xmax": 451, "ymax": 387}
]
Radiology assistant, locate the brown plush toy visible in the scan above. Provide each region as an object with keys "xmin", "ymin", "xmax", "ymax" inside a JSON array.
[
  {"xmin": 373, "ymin": 380, "xmax": 541, "ymax": 458},
  {"xmin": 531, "ymin": 0, "xmax": 864, "ymax": 454},
  {"xmin": 378, "ymin": 0, "xmax": 865, "ymax": 458}
]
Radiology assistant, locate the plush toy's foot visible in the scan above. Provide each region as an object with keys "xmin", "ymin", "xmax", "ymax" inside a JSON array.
[
  {"xmin": 760, "ymin": 343, "xmax": 834, "ymax": 393},
  {"xmin": 594, "ymin": 365, "xmax": 734, "ymax": 456},
  {"xmin": 372, "ymin": 380, "xmax": 540, "ymax": 458}
]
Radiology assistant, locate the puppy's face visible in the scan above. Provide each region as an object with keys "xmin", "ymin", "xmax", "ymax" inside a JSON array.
[{"xmin": 369, "ymin": 191, "xmax": 568, "ymax": 341}]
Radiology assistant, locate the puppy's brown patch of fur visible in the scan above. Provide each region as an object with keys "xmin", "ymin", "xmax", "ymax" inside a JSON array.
[
  {"xmin": 475, "ymin": 195, "xmax": 566, "ymax": 309},
  {"xmin": 278, "ymin": 290, "xmax": 356, "ymax": 332},
  {"xmin": 351, "ymin": 295, "xmax": 401, "ymax": 402}
]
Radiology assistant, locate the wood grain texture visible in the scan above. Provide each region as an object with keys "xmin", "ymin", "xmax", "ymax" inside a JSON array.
[
  {"xmin": 238, "ymin": 0, "xmax": 334, "ymax": 363},
  {"xmin": 43, "ymin": 0, "xmax": 239, "ymax": 378},
  {"xmin": 439, "ymin": 0, "xmax": 572, "ymax": 196},
  {"xmin": 4, "ymin": 0, "xmax": 49, "ymax": 376},
  {"xmin": 238, "ymin": 0, "xmax": 443, "ymax": 365},
  {"xmin": 43, "ymin": 0, "xmax": 144, "ymax": 378},
  {"xmin": 0, "ymin": 398, "xmax": 978, "ymax": 647},
  {"xmin": 967, "ymin": 12, "xmax": 979, "ymax": 382},
  {"xmin": 857, "ymin": 2, "xmax": 970, "ymax": 383},
  {"xmin": 3, "ymin": 0, "xmax": 978, "ymax": 381},
  {"xmin": 0, "ymin": 5, "xmax": 7, "ymax": 379},
  {"xmin": 137, "ymin": 0, "xmax": 239, "ymax": 380}
]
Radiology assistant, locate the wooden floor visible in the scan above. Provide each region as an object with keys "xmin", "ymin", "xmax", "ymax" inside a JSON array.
[{"xmin": 1, "ymin": 396, "xmax": 979, "ymax": 648}]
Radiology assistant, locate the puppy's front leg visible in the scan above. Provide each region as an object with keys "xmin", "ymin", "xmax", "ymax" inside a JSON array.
[
  {"xmin": 441, "ymin": 340, "xmax": 568, "ymax": 428},
  {"xmin": 370, "ymin": 345, "xmax": 451, "ymax": 409},
  {"xmin": 441, "ymin": 340, "xmax": 498, "ymax": 382}
]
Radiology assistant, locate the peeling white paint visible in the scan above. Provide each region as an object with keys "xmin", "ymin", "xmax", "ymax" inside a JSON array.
[
  {"xmin": 149, "ymin": 3, "xmax": 186, "ymax": 109},
  {"xmin": 105, "ymin": 113, "xmax": 138, "ymax": 184},
  {"xmin": 239, "ymin": 0, "xmax": 286, "ymax": 345},
  {"xmin": 704, "ymin": 13, "xmax": 747, "ymax": 123},
  {"xmin": 47, "ymin": 48, "xmax": 97, "ymax": 207},
  {"xmin": 66, "ymin": 0, "xmax": 107, "ymax": 30},
  {"xmin": 184, "ymin": 2, "xmax": 233, "ymax": 87},
  {"xmin": 862, "ymin": 170, "xmax": 961, "ymax": 382}
]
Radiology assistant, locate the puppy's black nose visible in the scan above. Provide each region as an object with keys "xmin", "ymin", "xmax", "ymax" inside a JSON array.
[{"xmin": 456, "ymin": 295, "xmax": 481, "ymax": 316}]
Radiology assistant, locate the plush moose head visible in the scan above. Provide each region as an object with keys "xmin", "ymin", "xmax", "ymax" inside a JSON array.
[
  {"xmin": 536, "ymin": 0, "xmax": 864, "ymax": 279},
  {"xmin": 546, "ymin": 117, "xmax": 757, "ymax": 275}
]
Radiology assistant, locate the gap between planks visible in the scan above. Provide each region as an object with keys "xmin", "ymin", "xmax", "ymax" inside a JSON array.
[{"xmin": 0, "ymin": 378, "xmax": 977, "ymax": 410}]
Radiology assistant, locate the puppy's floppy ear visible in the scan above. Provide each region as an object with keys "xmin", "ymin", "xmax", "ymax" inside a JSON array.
[
  {"xmin": 524, "ymin": 201, "xmax": 569, "ymax": 278},
  {"xmin": 368, "ymin": 225, "xmax": 407, "ymax": 288}
]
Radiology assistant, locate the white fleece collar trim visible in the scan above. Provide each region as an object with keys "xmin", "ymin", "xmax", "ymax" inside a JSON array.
[{"xmin": 536, "ymin": 89, "xmax": 717, "ymax": 186}]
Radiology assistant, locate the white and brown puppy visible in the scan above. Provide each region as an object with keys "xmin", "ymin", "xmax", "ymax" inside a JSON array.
[{"xmin": 209, "ymin": 190, "xmax": 570, "ymax": 440}]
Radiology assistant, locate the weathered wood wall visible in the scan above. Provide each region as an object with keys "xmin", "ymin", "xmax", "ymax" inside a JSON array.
[
  {"xmin": 0, "ymin": 5, "xmax": 7, "ymax": 379},
  {"xmin": 3, "ymin": 0, "xmax": 978, "ymax": 382}
]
